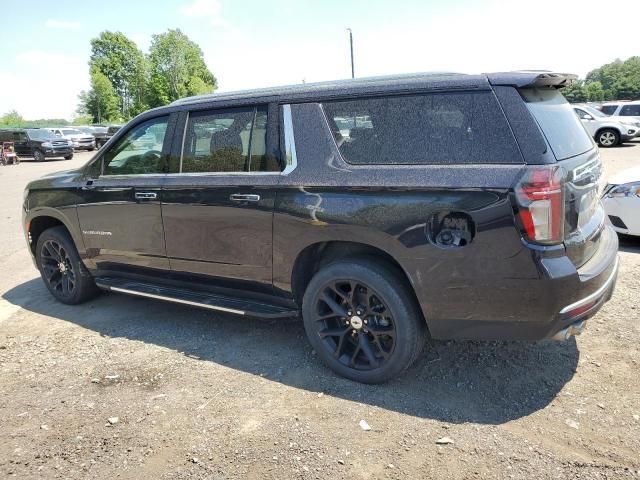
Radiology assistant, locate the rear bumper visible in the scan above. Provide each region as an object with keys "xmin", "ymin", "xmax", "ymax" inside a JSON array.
[{"xmin": 414, "ymin": 225, "xmax": 619, "ymax": 341}]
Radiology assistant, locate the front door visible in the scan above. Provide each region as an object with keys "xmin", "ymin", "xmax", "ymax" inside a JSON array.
[
  {"xmin": 76, "ymin": 115, "xmax": 175, "ymax": 275},
  {"xmin": 161, "ymin": 105, "xmax": 281, "ymax": 292},
  {"xmin": 12, "ymin": 131, "xmax": 30, "ymax": 156}
]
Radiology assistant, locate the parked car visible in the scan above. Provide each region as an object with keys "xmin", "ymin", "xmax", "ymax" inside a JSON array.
[
  {"xmin": 22, "ymin": 71, "xmax": 619, "ymax": 383},
  {"xmin": 75, "ymin": 126, "xmax": 110, "ymax": 148},
  {"xmin": 0, "ymin": 128, "xmax": 73, "ymax": 161},
  {"xmin": 602, "ymin": 166, "xmax": 640, "ymax": 236},
  {"xmin": 599, "ymin": 100, "xmax": 640, "ymax": 122},
  {"xmin": 48, "ymin": 127, "xmax": 96, "ymax": 151},
  {"xmin": 573, "ymin": 104, "xmax": 640, "ymax": 147}
]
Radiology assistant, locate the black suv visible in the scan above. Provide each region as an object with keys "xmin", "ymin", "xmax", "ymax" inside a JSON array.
[
  {"xmin": 22, "ymin": 72, "xmax": 619, "ymax": 383},
  {"xmin": 0, "ymin": 128, "xmax": 74, "ymax": 161}
]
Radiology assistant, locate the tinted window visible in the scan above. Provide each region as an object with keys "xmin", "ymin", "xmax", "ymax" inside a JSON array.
[
  {"xmin": 521, "ymin": 89, "xmax": 593, "ymax": 160},
  {"xmin": 182, "ymin": 106, "xmax": 279, "ymax": 173},
  {"xmin": 322, "ymin": 92, "xmax": 521, "ymax": 165},
  {"xmin": 620, "ymin": 104, "xmax": 640, "ymax": 116},
  {"xmin": 103, "ymin": 116, "xmax": 169, "ymax": 175},
  {"xmin": 600, "ymin": 105, "xmax": 618, "ymax": 115}
]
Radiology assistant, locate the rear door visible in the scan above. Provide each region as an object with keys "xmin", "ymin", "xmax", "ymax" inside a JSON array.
[
  {"xmin": 161, "ymin": 104, "xmax": 281, "ymax": 293},
  {"xmin": 76, "ymin": 114, "xmax": 177, "ymax": 274}
]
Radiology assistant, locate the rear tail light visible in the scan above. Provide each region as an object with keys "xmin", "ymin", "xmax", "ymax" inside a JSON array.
[{"xmin": 514, "ymin": 165, "xmax": 565, "ymax": 245}]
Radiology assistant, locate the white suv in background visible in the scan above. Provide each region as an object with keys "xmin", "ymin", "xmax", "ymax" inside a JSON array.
[
  {"xmin": 573, "ymin": 105, "xmax": 640, "ymax": 147},
  {"xmin": 600, "ymin": 101, "xmax": 640, "ymax": 122},
  {"xmin": 48, "ymin": 127, "xmax": 96, "ymax": 151}
]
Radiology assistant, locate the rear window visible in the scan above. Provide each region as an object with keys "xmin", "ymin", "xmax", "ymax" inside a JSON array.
[
  {"xmin": 520, "ymin": 89, "xmax": 593, "ymax": 160},
  {"xmin": 600, "ymin": 105, "xmax": 618, "ymax": 115},
  {"xmin": 322, "ymin": 92, "xmax": 521, "ymax": 165},
  {"xmin": 620, "ymin": 104, "xmax": 640, "ymax": 116}
]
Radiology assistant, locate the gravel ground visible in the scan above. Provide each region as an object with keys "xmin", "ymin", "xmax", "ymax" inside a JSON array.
[{"xmin": 1, "ymin": 145, "xmax": 639, "ymax": 479}]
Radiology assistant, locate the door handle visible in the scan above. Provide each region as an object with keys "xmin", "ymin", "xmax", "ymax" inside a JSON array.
[
  {"xmin": 135, "ymin": 192, "xmax": 158, "ymax": 200},
  {"xmin": 229, "ymin": 193, "xmax": 260, "ymax": 202}
]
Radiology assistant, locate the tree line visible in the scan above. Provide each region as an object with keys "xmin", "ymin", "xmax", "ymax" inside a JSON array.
[
  {"xmin": 77, "ymin": 29, "xmax": 216, "ymax": 123},
  {"xmin": 562, "ymin": 56, "xmax": 640, "ymax": 103}
]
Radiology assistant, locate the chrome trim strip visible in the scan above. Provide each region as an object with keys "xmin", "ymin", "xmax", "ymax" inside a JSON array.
[
  {"xmin": 104, "ymin": 285, "xmax": 246, "ymax": 315},
  {"xmin": 559, "ymin": 256, "xmax": 619, "ymax": 315},
  {"xmin": 282, "ymin": 104, "xmax": 298, "ymax": 175},
  {"xmin": 179, "ymin": 111, "xmax": 189, "ymax": 173}
]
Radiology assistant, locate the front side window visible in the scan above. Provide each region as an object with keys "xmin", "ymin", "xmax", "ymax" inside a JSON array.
[
  {"xmin": 103, "ymin": 116, "xmax": 169, "ymax": 175},
  {"xmin": 620, "ymin": 104, "xmax": 640, "ymax": 116},
  {"xmin": 181, "ymin": 106, "xmax": 278, "ymax": 173},
  {"xmin": 322, "ymin": 92, "xmax": 521, "ymax": 165}
]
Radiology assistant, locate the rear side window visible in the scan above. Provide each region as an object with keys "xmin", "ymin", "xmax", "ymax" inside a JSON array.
[
  {"xmin": 322, "ymin": 92, "xmax": 521, "ymax": 165},
  {"xmin": 181, "ymin": 106, "xmax": 279, "ymax": 173},
  {"xmin": 520, "ymin": 89, "xmax": 593, "ymax": 160},
  {"xmin": 600, "ymin": 105, "xmax": 618, "ymax": 115},
  {"xmin": 620, "ymin": 104, "xmax": 640, "ymax": 116}
]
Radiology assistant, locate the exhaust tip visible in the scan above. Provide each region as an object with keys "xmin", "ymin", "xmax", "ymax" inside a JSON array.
[{"xmin": 551, "ymin": 320, "xmax": 586, "ymax": 341}]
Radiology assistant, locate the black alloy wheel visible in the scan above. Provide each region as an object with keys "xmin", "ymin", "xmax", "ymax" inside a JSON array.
[
  {"xmin": 302, "ymin": 259, "xmax": 426, "ymax": 383},
  {"xmin": 40, "ymin": 239, "xmax": 76, "ymax": 299},
  {"xmin": 313, "ymin": 279, "xmax": 396, "ymax": 370},
  {"xmin": 36, "ymin": 226, "xmax": 99, "ymax": 304}
]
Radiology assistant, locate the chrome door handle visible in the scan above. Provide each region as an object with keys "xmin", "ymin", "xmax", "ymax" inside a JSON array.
[
  {"xmin": 229, "ymin": 193, "xmax": 260, "ymax": 202},
  {"xmin": 135, "ymin": 192, "xmax": 158, "ymax": 200}
]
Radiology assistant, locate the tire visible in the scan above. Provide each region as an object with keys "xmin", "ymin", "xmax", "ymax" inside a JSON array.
[
  {"xmin": 35, "ymin": 226, "xmax": 99, "ymax": 305},
  {"xmin": 302, "ymin": 258, "xmax": 426, "ymax": 383},
  {"xmin": 33, "ymin": 149, "xmax": 45, "ymax": 162},
  {"xmin": 64, "ymin": 155, "xmax": 73, "ymax": 160},
  {"xmin": 596, "ymin": 129, "xmax": 620, "ymax": 147}
]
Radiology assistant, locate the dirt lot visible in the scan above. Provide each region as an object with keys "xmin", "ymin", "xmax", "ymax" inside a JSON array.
[{"xmin": 1, "ymin": 145, "xmax": 639, "ymax": 479}]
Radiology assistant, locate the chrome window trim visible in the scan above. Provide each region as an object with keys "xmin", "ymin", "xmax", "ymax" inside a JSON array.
[
  {"xmin": 100, "ymin": 105, "xmax": 299, "ymax": 179},
  {"xmin": 179, "ymin": 111, "xmax": 189, "ymax": 173},
  {"xmin": 281, "ymin": 104, "xmax": 298, "ymax": 175}
]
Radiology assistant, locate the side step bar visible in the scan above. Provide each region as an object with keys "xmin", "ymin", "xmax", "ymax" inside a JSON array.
[{"xmin": 95, "ymin": 277, "xmax": 299, "ymax": 319}]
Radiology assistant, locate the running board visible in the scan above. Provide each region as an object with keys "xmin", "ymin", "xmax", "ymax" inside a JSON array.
[{"xmin": 95, "ymin": 277, "xmax": 299, "ymax": 319}]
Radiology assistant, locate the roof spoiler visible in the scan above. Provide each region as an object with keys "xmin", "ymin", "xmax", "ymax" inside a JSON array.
[{"xmin": 486, "ymin": 71, "xmax": 578, "ymax": 89}]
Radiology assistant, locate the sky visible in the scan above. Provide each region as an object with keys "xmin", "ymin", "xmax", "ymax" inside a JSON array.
[{"xmin": 0, "ymin": 0, "xmax": 637, "ymax": 120}]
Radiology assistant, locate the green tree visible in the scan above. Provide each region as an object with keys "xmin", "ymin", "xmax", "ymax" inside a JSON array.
[
  {"xmin": 78, "ymin": 67, "xmax": 120, "ymax": 123},
  {"xmin": 0, "ymin": 110, "xmax": 25, "ymax": 127},
  {"xmin": 147, "ymin": 29, "xmax": 216, "ymax": 107},
  {"xmin": 583, "ymin": 81, "xmax": 605, "ymax": 102},
  {"xmin": 560, "ymin": 80, "xmax": 586, "ymax": 103},
  {"xmin": 90, "ymin": 31, "xmax": 148, "ymax": 119},
  {"xmin": 584, "ymin": 56, "xmax": 640, "ymax": 100}
]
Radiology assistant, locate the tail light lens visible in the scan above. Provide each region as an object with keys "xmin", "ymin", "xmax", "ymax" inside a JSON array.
[{"xmin": 514, "ymin": 165, "xmax": 565, "ymax": 245}]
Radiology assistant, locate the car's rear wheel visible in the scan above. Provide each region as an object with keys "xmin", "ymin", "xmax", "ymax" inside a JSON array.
[
  {"xmin": 597, "ymin": 129, "xmax": 620, "ymax": 147},
  {"xmin": 33, "ymin": 149, "xmax": 45, "ymax": 162},
  {"xmin": 302, "ymin": 258, "xmax": 426, "ymax": 383},
  {"xmin": 36, "ymin": 226, "xmax": 99, "ymax": 305}
]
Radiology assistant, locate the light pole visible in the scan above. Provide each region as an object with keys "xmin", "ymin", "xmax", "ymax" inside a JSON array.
[{"xmin": 346, "ymin": 28, "xmax": 354, "ymax": 79}]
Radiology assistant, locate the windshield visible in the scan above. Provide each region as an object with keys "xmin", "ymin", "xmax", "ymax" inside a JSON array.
[
  {"xmin": 62, "ymin": 128, "xmax": 83, "ymax": 136},
  {"xmin": 26, "ymin": 129, "xmax": 56, "ymax": 141},
  {"xmin": 521, "ymin": 88, "xmax": 594, "ymax": 160}
]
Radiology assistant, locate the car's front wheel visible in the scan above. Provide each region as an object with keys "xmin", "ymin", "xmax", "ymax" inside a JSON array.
[
  {"xmin": 597, "ymin": 129, "xmax": 620, "ymax": 147},
  {"xmin": 64, "ymin": 155, "xmax": 73, "ymax": 160},
  {"xmin": 302, "ymin": 258, "xmax": 426, "ymax": 383},
  {"xmin": 36, "ymin": 226, "xmax": 99, "ymax": 305},
  {"xmin": 33, "ymin": 149, "xmax": 45, "ymax": 162}
]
